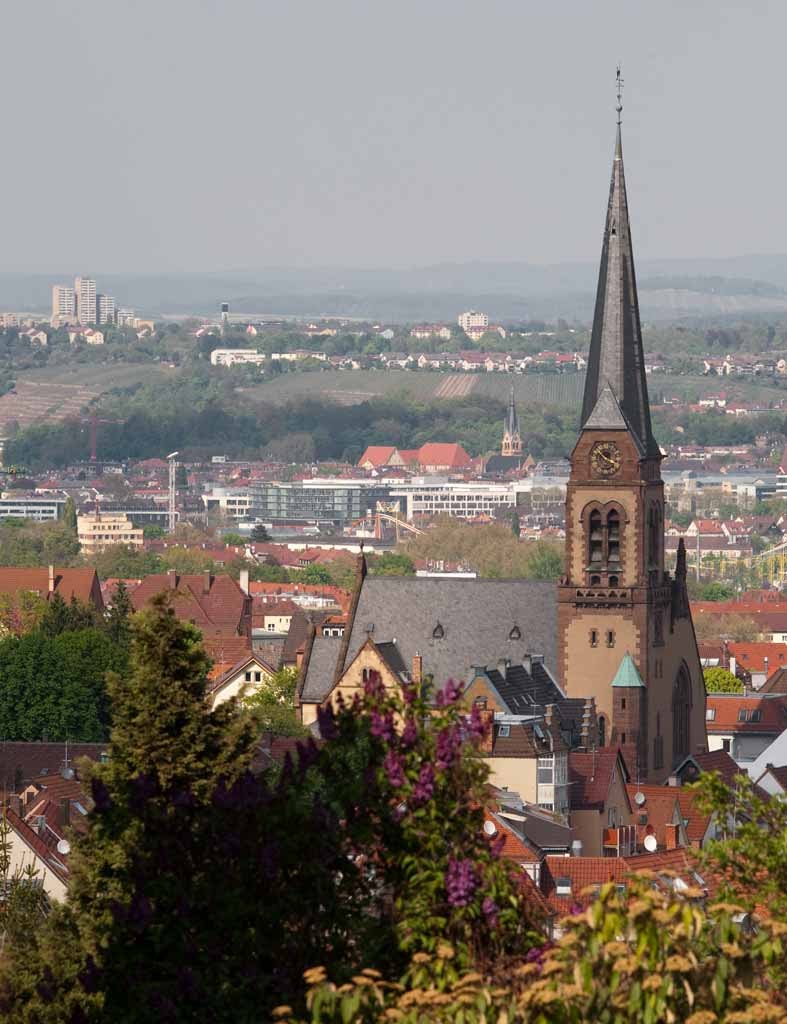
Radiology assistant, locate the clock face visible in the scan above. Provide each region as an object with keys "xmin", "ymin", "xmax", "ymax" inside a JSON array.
[{"xmin": 591, "ymin": 441, "xmax": 622, "ymax": 477}]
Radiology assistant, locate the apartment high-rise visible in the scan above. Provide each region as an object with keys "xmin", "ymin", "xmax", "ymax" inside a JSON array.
[
  {"xmin": 74, "ymin": 277, "xmax": 97, "ymax": 325},
  {"xmin": 457, "ymin": 309, "xmax": 488, "ymax": 331},
  {"xmin": 97, "ymin": 294, "xmax": 116, "ymax": 325},
  {"xmin": 51, "ymin": 286, "xmax": 76, "ymax": 326}
]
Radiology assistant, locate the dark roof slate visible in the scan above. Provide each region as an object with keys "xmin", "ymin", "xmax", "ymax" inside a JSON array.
[{"xmin": 340, "ymin": 577, "xmax": 558, "ymax": 689}]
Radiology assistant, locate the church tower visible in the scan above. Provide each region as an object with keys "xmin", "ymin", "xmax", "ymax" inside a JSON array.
[
  {"xmin": 557, "ymin": 81, "xmax": 706, "ymax": 779},
  {"xmin": 501, "ymin": 384, "xmax": 523, "ymax": 456}
]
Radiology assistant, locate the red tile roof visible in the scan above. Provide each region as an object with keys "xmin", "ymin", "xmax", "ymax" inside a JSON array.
[
  {"xmin": 692, "ymin": 749, "xmax": 745, "ymax": 785},
  {"xmin": 357, "ymin": 446, "xmax": 398, "ymax": 468},
  {"xmin": 4, "ymin": 807, "xmax": 68, "ymax": 883},
  {"xmin": 625, "ymin": 784, "xmax": 683, "ymax": 849},
  {"xmin": 568, "ymin": 748, "xmax": 630, "ymax": 811},
  {"xmin": 541, "ymin": 855, "xmax": 628, "ymax": 913},
  {"xmin": 131, "ymin": 572, "xmax": 250, "ymax": 637},
  {"xmin": 705, "ymin": 693, "xmax": 787, "ymax": 734},
  {"xmin": 727, "ymin": 642, "xmax": 787, "ymax": 674},
  {"xmin": 416, "ymin": 442, "xmax": 471, "ymax": 468},
  {"xmin": 0, "ymin": 567, "xmax": 103, "ymax": 610},
  {"xmin": 675, "ymin": 789, "xmax": 711, "ymax": 846}
]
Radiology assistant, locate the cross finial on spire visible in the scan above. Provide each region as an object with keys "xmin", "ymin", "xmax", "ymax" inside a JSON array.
[{"xmin": 616, "ymin": 65, "xmax": 624, "ymax": 126}]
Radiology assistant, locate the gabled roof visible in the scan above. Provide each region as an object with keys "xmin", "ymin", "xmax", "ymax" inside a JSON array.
[
  {"xmin": 568, "ymin": 748, "xmax": 630, "ymax": 811},
  {"xmin": 579, "ymin": 123, "xmax": 658, "ymax": 457},
  {"xmin": 335, "ymin": 576, "xmax": 558, "ymax": 695},
  {"xmin": 131, "ymin": 572, "xmax": 249, "ymax": 635},
  {"xmin": 0, "ymin": 741, "xmax": 107, "ymax": 791},
  {"xmin": 357, "ymin": 446, "xmax": 398, "ymax": 468},
  {"xmin": 206, "ymin": 652, "xmax": 277, "ymax": 695},
  {"xmin": 625, "ymin": 784, "xmax": 683, "ymax": 849},
  {"xmin": 477, "ymin": 658, "xmax": 564, "ymax": 713},
  {"xmin": 0, "ymin": 567, "xmax": 103, "ymax": 610},
  {"xmin": 416, "ymin": 442, "xmax": 471, "ymax": 468}
]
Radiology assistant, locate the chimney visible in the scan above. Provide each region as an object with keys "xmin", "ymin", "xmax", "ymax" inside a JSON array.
[
  {"xmin": 571, "ymin": 839, "xmax": 583, "ymax": 857},
  {"xmin": 522, "ymin": 654, "xmax": 532, "ymax": 675},
  {"xmin": 665, "ymin": 822, "xmax": 678, "ymax": 851},
  {"xmin": 58, "ymin": 799, "xmax": 70, "ymax": 828},
  {"xmin": 203, "ymin": 569, "xmax": 211, "ymax": 594},
  {"xmin": 48, "ymin": 565, "xmax": 55, "ymax": 594},
  {"xmin": 239, "ymin": 569, "xmax": 249, "ymax": 595},
  {"xmin": 167, "ymin": 569, "xmax": 177, "ymax": 589},
  {"xmin": 411, "ymin": 653, "xmax": 423, "ymax": 685},
  {"xmin": 730, "ymin": 655, "xmax": 737, "ymax": 676},
  {"xmin": 6, "ymin": 795, "xmax": 21, "ymax": 818}
]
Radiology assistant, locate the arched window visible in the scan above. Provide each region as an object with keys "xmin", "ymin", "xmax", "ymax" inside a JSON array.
[
  {"xmin": 648, "ymin": 505, "xmax": 661, "ymax": 567},
  {"xmin": 598, "ymin": 714, "xmax": 606, "ymax": 748},
  {"xmin": 607, "ymin": 510, "xmax": 620, "ymax": 566},
  {"xmin": 589, "ymin": 510, "xmax": 603, "ymax": 564},
  {"xmin": 672, "ymin": 665, "xmax": 692, "ymax": 763}
]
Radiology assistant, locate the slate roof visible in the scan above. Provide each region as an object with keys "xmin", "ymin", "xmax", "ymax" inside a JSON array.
[
  {"xmin": 579, "ymin": 124, "xmax": 658, "ymax": 458},
  {"xmin": 338, "ymin": 577, "xmax": 558, "ymax": 691},
  {"xmin": 282, "ymin": 608, "xmax": 329, "ymax": 667},
  {"xmin": 481, "ymin": 658, "xmax": 564, "ymax": 713},
  {"xmin": 300, "ymin": 635, "xmax": 344, "ymax": 702}
]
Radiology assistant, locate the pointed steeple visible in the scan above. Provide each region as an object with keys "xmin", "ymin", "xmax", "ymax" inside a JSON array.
[
  {"xmin": 502, "ymin": 383, "xmax": 522, "ymax": 456},
  {"xmin": 505, "ymin": 383, "xmax": 519, "ymax": 437},
  {"xmin": 580, "ymin": 107, "xmax": 658, "ymax": 458}
]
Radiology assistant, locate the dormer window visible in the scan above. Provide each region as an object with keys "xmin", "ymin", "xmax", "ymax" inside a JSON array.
[
  {"xmin": 508, "ymin": 624, "xmax": 521, "ymax": 641},
  {"xmin": 432, "ymin": 622, "xmax": 444, "ymax": 640},
  {"xmin": 556, "ymin": 877, "xmax": 572, "ymax": 896}
]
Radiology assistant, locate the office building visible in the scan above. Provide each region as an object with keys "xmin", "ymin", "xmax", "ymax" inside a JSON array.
[
  {"xmin": 74, "ymin": 277, "xmax": 97, "ymax": 325},
  {"xmin": 77, "ymin": 512, "xmax": 144, "ymax": 555},
  {"xmin": 248, "ymin": 479, "xmax": 392, "ymax": 527}
]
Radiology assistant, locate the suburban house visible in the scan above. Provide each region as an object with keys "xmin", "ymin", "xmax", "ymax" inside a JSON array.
[
  {"xmin": 131, "ymin": 570, "xmax": 252, "ymax": 665},
  {"xmin": 0, "ymin": 566, "xmax": 105, "ymax": 615},
  {"xmin": 567, "ymin": 748, "xmax": 635, "ymax": 857},
  {"xmin": 207, "ymin": 652, "xmax": 278, "ymax": 709},
  {"xmin": 705, "ymin": 692, "xmax": 787, "ymax": 764}
]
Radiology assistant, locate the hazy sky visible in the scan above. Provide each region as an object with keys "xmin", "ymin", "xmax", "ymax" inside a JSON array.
[{"xmin": 4, "ymin": 1, "xmax": 784, "ymax": 272}]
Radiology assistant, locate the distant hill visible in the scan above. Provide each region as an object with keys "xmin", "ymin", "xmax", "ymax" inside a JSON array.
[{"xmin": 7, "ymin": 256, "xmax": 787, "ymax": 322}]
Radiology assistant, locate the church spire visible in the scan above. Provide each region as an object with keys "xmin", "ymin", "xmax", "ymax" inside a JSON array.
[
  {"xmin": 502, "ymin": 383, "xmax": 522, "ymax": 456},
  {"xmin": 580, "ymin": 71, "xmax": 658, "ymax": 458}
]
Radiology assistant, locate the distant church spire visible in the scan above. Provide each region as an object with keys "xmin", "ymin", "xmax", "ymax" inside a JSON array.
[
  {"xmin": 580, "ymin": 69, "xmax": 659, "ymax": 458},
  {"xmin": 502, "ymin": 383, "xmax": 522, "ymax": 456}
]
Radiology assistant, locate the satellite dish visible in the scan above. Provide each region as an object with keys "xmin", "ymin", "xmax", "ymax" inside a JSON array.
[
  {"xmin": 634, "ymin": 791, "xmax": 646, "ymax": 806},
  {"xmin": 56, "ymin": 839, "xmax": 71, "ymax": 856},
  {"xmin": 483, "ymin": 820, "xmax": 497, "ymax": 836},
  {"xmin": 643, "ymin": 834, "xmax": 658, "ymax": 853}
]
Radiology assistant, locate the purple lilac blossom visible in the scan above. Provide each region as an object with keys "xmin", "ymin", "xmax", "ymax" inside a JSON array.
[
  {"xmin": 445, "ymin": 858, "xmax": 479, "ymax": 907},
  {"xmin": 412, "ymin": 763, "xmax": 435, "ymax": 805},
  {"xmin": 383, "ymin": 750, "xmax": 405, "ymax": 788}
]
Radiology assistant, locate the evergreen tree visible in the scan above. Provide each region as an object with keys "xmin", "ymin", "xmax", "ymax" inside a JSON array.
[
  {"xmin": 250, "ymin": 523, "xmax": 269, "ymax": 542},
  {"xmin": 104, "ymin": 580, "xmax": 132, "ymax": 649},
  {"xmin": 63, "ymin": 497, "xmax": 78, "ymax": 534}
]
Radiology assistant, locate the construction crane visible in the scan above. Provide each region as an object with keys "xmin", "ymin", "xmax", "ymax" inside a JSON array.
[{"xmin": 79, "ymin": 413, "xmax": 114, "ymax": 463}]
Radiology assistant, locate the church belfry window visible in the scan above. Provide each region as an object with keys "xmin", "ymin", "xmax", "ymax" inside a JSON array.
[
  {"xmin": 607, "ymin": 510, "xmax": 620, "ymax": 565},
  {"xmin": 589, "ymin": 510, "xmax": 603, "ymax": 564},
  {"xmin": 672, "ymin": 665, "xmax": 692, "ymax": 764}
]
